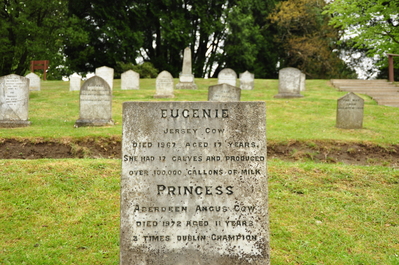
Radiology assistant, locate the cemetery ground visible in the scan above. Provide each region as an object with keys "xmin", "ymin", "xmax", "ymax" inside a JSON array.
[{"xmin": 1, "ymin": 79, "xmax": 399, "ymax": 264}]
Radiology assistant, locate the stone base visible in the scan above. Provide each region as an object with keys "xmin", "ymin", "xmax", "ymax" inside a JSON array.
[
  {"xmin": 153, "ymin": 94, "xmax": 175, "ymax": 98},
  {"xmin": 74, "ymin": 119, "xmax": 114, "ymax": 127},
  {"xmin": 176, "ymin": 82, "xmax": 197, "ymax": 90},
  {"xmin": 274, "ymin": 93, "xmax": 303, "ymax": 98},
  {"xmin": 0, "ymin": 120, "xmax": 31, "ymax": 128}
]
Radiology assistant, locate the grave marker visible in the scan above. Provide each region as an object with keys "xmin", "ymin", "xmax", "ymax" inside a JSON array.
[
  {"xmin": 336, "ymin": 92, "xmax": 364, "ymax": 129},
  {"xmin": 26, "ymin": 72, "xmax": 41, "ymax": 91},
  {"xmin": 0, "ymin": 74, "xmax": 31, "ymax": 127},
  {"xmin": 208, "ymin": 83, "xmax": 241, "ymax": 102},
  {"xmin": 300, "ymin": 72, "xmax": 306, "ymax": 91},
  {"xmin": 176, "ymin": 47, "xmax": 197, "ymax": 89},
  {"xmin": 239, "ymin": 71, "xmax": 254, "ymax": 90},
  {"xmin": 218, "ymin": 68, "xmax": 237, "ymax": 86},
  {"xmin": 154, "ymin": 71, "xmax": 175, "ymax": 98},
  {"xmin": 69, "ymin": 73, "xmax": 81, "ymax": 91},
  {"xmin": 121, "ymin": 70, "xmax": 140, "ymax": 90},
  {"xmin": 75, "ymin": 76, "xmax": 114, "ymax": 127},
  {"xmin": 95, "ymin": 66, "xmax": 114, "ymax": 90},
  {"xmin": 274, "ymin": 67, "xmax": 303, "ymax": 98},
  {"xmin": 121, "ymin": 101, "xmax": 269, "ymax": 265}
]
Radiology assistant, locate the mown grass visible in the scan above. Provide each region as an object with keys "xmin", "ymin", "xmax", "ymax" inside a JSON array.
[
  {"xmin": 1, "ymin": 159, "xmax": 398, "ymax": 264},
  {"xmin": 1, "ymin": 78, "xmax": 399, "ymax": 145}
]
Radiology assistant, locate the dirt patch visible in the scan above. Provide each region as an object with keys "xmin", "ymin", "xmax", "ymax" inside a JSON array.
[{"xmin": 1, "ymin": 138, "xmax": 398, "ymax": 167}]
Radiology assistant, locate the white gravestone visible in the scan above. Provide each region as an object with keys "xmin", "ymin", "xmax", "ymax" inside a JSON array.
[
  {"xmin": 218, "ymin": 68, "xmax": 237, "ymax": 87},
  {"xmin": 300, "ymin": 72, "xmax": 306, "ymax": 91},
  {"xmin": 274, "ymin": 67, "xmax": 303, "ymax": 98},
  {"xmin": 26, "ymin": 72, "xmax": 41, "ymax": 91},
  {"xmin": 121, "ymin": 101, "xmax": 269, "ymax": 265},
  {"xmin": 336, "ymin": 92, "xmax": 364, "ymax": 129},
  {"xmin": 69, "ymin": 73, "xmax": 81, "ymax": 91},
  {"xmin": 74, "ymin": 76, "xmax": 114, "ymax": 127},
  {"xmin": 95, "ymin": 66, "xmax": 114, "ymax": 90},
  {"xmin": 239, "ymin": 71, "xmax": 254, "ymax": 90},
  {"xmin": 176, "ymin": 47, "xmax": 197, "ymax": 89},
  {"xmin": 154, "ymin": 71, "xmax": 175, "ymax": 98},
  {"xmin": 208, "ymin": 83, "xmax": 241, "ymax": 102},
  {"xmin": 121, "ymin": 70, "xmax": 140, "ymax": 90},
  {"xmin": 0, "ymin": 74, "xmax": 31, "ymax": 127}
]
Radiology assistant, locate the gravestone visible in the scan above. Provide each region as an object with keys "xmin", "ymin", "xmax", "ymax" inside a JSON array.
[
  {"xmin": 121, "ymin": 70, "xmax": 140, "ymax": 90},
  {"xmin": 154, "ymin": 71, "xmax": 174, "ymax": 98},
  {"xmin": 26, "ymin": 72, "xmax": 41, "ymax": 91},
  {"xmin": 218, "ymin": 68, "xmax": 237, "ymax": 86},
  {"xmin": 121, "ymin": 101, "xmax": 269, "ymax": 265},
  {"xmin": 208, "ymin": 83, "xmax": 241, "ymax": 102},
  {"xmin": 74, "ymin": 76, "xmax": 114, "ymax": 127},
  {"xmin": 0, "ymin": 74, "xmax": 31, "ymax": 127},
  {"xmin": 274, "ymin": 67, "xmax": 303, "ymax": 98},
  {"xmin": 336, "ymin": 92, "xmax": 364, "ymax": 129},
  {"xmin": 300, "ymin": 72, "xmax": 306, "ymax": 91},
  {"xmin": 176, "ymin": 47, "xmax": 197, "ymax": 90},
  {"xmin": 69, "ymin": 73, "xmax": 81, "ymax": 91},
  {"xmin": 95, "ymin": 66, "xmax": 114, "ymax": 90},
  {"xmin": 239, "ymin": 71, "xmax": 254, "ymax": 90}
]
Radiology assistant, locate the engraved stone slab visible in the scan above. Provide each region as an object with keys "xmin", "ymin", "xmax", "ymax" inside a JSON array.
[
  {"xmin": 218, "ymin": 68, "xmax": 237, "ymax": 87},
  {"xmin": 69, "ymin": 73, "xmax": 81, "ymax": 91},
  {"xmin": 0, "ymin": 74, "xmax": 31, "ymax": 127},
  {"xmin": 95, "ymin": 66, "xmax": 114, "ymax": 90},
  {"xmin": 121, "ymin": 102, "xmax": 269, "ymax": 265},
  {"xmin": 336, "ymin": 92, "xmax": 364, "ymax": 129},
  {"xmin": 176, "ymin": 47, "xmax": 197, "ymax": 89},
  {"xmin": 208, "ymin": 83, "xmax": 241, "ymax": 102},
  {"xmin": 274, "ymin": 67, "xmax": 303, "ymax": 98},
  {"xmin": 239, "ymin": 71, "xmax": 254, "ymax": 90},
  {"xmin": 300, "ymin": 72, "xmax": 306, "ymax": 91},
  {"xmin": 26, "ymin": 72, "xmax": 41, "ymax": 91},
  {"xmin": 121, "ymin": 70, "xmax": 140, "ymax": 90},
  {"xmin": 75, "ymin": 76, "xmax": 114, "ymax": 127},
  {"xmin": 154, "ymin": 71, "xmax": 175, "ymax": 98}
]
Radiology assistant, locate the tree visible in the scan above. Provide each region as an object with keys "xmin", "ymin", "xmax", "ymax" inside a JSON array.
[
  {"xmin": 324, "ymin": 0, "xmax": 399, "ymax": 78},
  {"xmin": 269, "ymin": 0, "xmax": 354, "ymax": 78}
]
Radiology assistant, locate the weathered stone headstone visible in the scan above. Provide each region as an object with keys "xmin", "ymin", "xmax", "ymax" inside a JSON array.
[
  {"xmin": 154, "ymin": 71, "xmax": 174, "ymax": 98},
  {"xmin": 121, "ymin": 70, "xmax": 140, "ymax": 90},
  {"xmin": 336, "ymin": 92, "xmax": 364, "ymax": 129},
  {"xmin": 0, "ymin": 74, "xmax": 31, "ymax": 127},
  {"xmin": 300, "ymin": 72, "xmax": 306, "ymax": 92},
  {"xmin": 208, "ymin": 83, "xmax": 241, "ymax": 102},
  {"xmin": 95, "ymin": 66, "xmax": 114, "ymax": 90},
  {"xmin": 75, "ymin": 76, "xmax": 114, "ymax": 127},
  {"xmin": 26, "ymin": 72, "xmax": 41, "ymax": 91},
  {"xmin": 218, "ymin": 68, "xmax": 237, "ymax": 87},
  {"xmin": 69, "ymin": 73, "xmax": 81, "ymax": 91},
  {"xmin": 176, "ymin": 47, "xmax": 197, "ymax": 90},
  {"xmin": 121, "ymin": 101, "xmax": 269, "ymax": 265},
  {"xmin": 239, "ymin": 71, "xmax": 254, "ymax": 90},
  {"xmin": 274, "ymin": 67, "xmax": 303, "ymax": 98}
]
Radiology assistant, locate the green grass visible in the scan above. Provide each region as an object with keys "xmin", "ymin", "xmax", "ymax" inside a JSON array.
[
  {"xmin": 1, "ymin": 159, "xmax": 398, "ymax": 264},
  {"xmin": 1, "ymin": 78, "xmax": 399, "ymax": 145}
]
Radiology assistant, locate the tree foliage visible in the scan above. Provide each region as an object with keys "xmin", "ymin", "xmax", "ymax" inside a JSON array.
[{"xmin": 269, "ymin": 0, "xmax": 354, "ymax": 78}]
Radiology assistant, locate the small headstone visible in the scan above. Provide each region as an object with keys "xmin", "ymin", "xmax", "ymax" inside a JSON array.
[
  {"xmin": 274, "ymin": 67, "xmax": 303, "ymax": 98},
  {"xmin": 176, "ymin": 47, "xmax": 197, "ymax": 89},
  {"xmin": 154, "ymin": 71, "xmax": 174, "ymax": 98},
  {"xmin": 218, "ymin": 68, "xmax": 237, "ymax": 86},
  {"xmin": 69, "ymin": 73, "xmax": 81, "ymax": 91},
  {"xmin": 26, "ymin": 72, "xmax": 41, "ymax": 91},
  {"xmin": 336, "ymin": 92, "xmax": 364, "ymax": 129},
  {"xmin": 75, "ymin": 76, "xmax": 114, "ymax": 127},
  {"xmin": 300, "ymin": 72, "xmax": 306, "ymax": 91},
  {"xmin": 0, "ymin": 74, "xmax": 31, "ymax": 127},
  {"xmin": 239, "ymin": 71, "xmax": 254, "ymax": 90},
  {"xmin": 208, "ymin": 83, "xmax": 241, "ymax": 102},
  {"xmin": 121, "ymin": 70, "xmax": 140, "ymax": 90},
  {"xmin": 95, "ymin": 66, "xmax": 114, "ymax": 90},
  {"xmin": 121, "ymin": 101, "xmax": 269, "ymax": 265}
]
